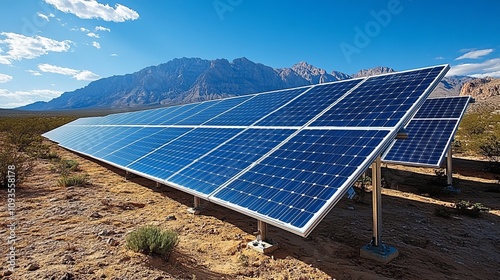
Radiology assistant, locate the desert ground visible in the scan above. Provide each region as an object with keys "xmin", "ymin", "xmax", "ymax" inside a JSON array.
[{"xmin": 1, "ymin": 141, "xmax": 499, "ymax": 280}]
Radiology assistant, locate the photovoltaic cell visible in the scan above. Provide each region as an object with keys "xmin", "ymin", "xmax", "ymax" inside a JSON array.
[{"xmin": 382, "ymin": 96, "xmax": 470, "ymax": 167}]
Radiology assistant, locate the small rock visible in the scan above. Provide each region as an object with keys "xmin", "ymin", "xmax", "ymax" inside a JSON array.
[
  {"xmin": 106, "ymin": 238, "xmax": 119, "ymax": 246},
  {"xmin": 165, "ymin": 215, "xmax": 177, "ymax": 221},
  {"xmin": 60, "ymin": 272, "xmax": 74, "ymax": 280},
  {"xmin": 3, "ymin": 270, "xmax": 13, "ymax": 276},
  {"xmin": 90, "ymin": 212, "xmax": 103, "ymax": 219},
  {"xmin": 98, "ymin": 229, "xmax": 116, "ymax": 236},
  {"xmin": 62, "ymin": 254, "xmax": 75, "ymax": 264},
  {"xmin": 26, "ymin": 263, "xmax": 40, "ymax": 271},
  {"xmin": 347, "ymin": 206, "xmax": 355, "ymax": 210}
]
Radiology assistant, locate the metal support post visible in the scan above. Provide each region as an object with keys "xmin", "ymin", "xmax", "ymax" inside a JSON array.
[
  {"xmin": 371, "ymin": 155, "xmax": 382, "ymax": 247},
  {"xmin": 188, "ymin": 196, "xmax": 201, "ymax": 214},
  {"xmin": 257, "ymin": 220, "xmax": 267, "ymax": 242},
  {"xmin": 248, "ymin": 220, "xmax": 277, "ymax": 253},
  {"xmin": 446, "ymin": 146, "xmax": 453, "ymax": 187},
  {"xmin": 360, "ymin": 155, "xmax": 398, "ymax": 263}
]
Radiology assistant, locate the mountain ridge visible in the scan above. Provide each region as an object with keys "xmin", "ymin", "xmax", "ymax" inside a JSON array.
[{"xmin": 19, "ymin": 58, "xmax": 469, "ymax": 111}]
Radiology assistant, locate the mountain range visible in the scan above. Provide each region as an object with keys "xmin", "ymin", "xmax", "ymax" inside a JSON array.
[{"xmin": 19, "ymin": 57, "xmax": 470, "ymax": 111}]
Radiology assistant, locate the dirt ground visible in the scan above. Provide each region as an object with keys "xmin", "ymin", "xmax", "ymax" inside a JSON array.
[{"xmin": 1, "ymin": 143, "xmax": 499, "ymax": 280}]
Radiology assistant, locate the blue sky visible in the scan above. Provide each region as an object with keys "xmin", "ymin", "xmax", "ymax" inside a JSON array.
[{"xmin": 0, "ymin": 0, "xmax": 499, "ymax": 108}]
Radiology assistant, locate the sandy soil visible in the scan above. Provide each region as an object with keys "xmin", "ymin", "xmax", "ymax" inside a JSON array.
[{"xmin": 1, "ymin": 143, "xmax": 499, "ymax": 280}]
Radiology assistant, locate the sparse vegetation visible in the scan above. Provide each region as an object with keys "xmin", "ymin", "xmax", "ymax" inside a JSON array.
[
  {"xmin": 126, "ymin": 225, "xmax": 179, "ymax": 258},
  {"xmin": 454, "ymin": 200, "xmax": 490, "ymax": 217},
  {"xmin": 57, "ymin": 174, "xmax": 89, "ymax": 187},
  {"xmin": 0, "ymin": 116, "xmax": 76, "ymax": 188},
  {"xmin": 434, "ymin": 206, "xmax": 452, "ymax": 218}
]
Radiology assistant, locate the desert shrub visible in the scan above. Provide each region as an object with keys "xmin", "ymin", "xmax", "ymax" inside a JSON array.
[
  {"xmin": 57, "ymin": 159, "xmax": 80, "ymax": 176},
  {"xmin": 0, "ymin": 144, "xmax": 32, "ymax": 188},
  {"xmin": 479, "ymin": 135, "xmax": 500, "ymax": 173},
  {"xmin": 454, "ymin": 200, "xmax": 490, "ymax": 217},
  {"xmin": 57, "ymin": 174, "xmax": 88, "ymax": 187},
  {"xmin": 126, "ymin": 225, "xmax": 179, "ymax": 258}
]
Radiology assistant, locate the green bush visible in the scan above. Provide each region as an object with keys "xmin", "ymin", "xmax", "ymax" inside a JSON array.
[
  {"xmin": 454, "ymin": 200, "xmax": 490, "ymax": 217},
  {"xmin": 0, "ymin": 144, "xmax": 32, "ymax": 188},
  {"xmin": 57, "ymin": 174, "xmax": 88, "ymax": 187},
  {"xmin": 58, "ymin": 159, "xmax": 80, "ymax": 176},
  {"xmin": 126, "ymin": 225, "xmax": 179, "ymax": 258}
]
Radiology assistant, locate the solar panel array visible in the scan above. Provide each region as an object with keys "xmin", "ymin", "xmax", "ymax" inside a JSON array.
[
  {"xmin": 382, "ymin": 96, "xmax": 470, "ymax": 167},
  {"xmin": 43, "ymin": 65, "xmax": 449, "ymax": 237}
]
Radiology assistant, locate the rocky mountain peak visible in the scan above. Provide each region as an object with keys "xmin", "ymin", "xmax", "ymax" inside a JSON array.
[
  {"xmin": 353, "ymin": 66, "xmax": 395, "ymax": 78},
  {"xmin": 460, "ymin": 77, "xmax": 500, "ymax": 100}
]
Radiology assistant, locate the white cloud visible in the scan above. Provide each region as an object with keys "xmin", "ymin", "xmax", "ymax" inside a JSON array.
[
  {"xmin": 87, "ymin": 32, "xmax": 100, "ymax": 38},
  {"xmin": 0, "ymin": 89, "xmax": 62, "ymax": 108},
  {"xmin": 44, "ymin": 0, "xmax": 139, "ymax": 22},
  {"xmin": 110, "ymin": 53, "xmax": 118, "ymax": 57},
  {"xmin": 95, "ymin": 26, "xmax": 110, "ymax": 32},
  {"xmin": 0, "ymin": 32, "xmax": 72, "ymax": 65},
  {"xmin": 92, "ymin": 41, "xmax": 101, "ymax": 49},
  {"xmin": 38, "ymin": 63, "xmax": 100, "ymax": 81},
  {"xmin": 447, "ymin": 58, "xmax": 500, "ymax": 78},
  {"xmin": 79, "ymin": 27, "xmax": 89, "ymax": 32},
  {"xmin": 37, "ymin": 12, "xmax": 50, "ymax": 21},
  {"xmin": 456, "ymin": 49, "xmax": 494, "ymax": 60},
  {"xmin": 435, "ymin": 56, "xmax": 445, "ymax": 60},
  {"xmin": 27, "ymin": 70, "xmax": 42, "ymax": 76},
  {"xmin": 0, "ymin": 73, "xmax": 13, "ymax": 83}
]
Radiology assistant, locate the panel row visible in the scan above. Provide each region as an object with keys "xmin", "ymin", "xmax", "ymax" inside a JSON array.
[{"xmin": 382, "ymin": 96, "xmax": 471, "ymax": 167}]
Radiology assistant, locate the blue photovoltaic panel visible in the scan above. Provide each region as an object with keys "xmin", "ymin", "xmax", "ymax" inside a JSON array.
[
  {"xmin": 382, "ymin": 96, "xmax": 470, "ymax": 167},
  {"xmin": 102, "ymin": 127, "xmax": 191, "ymax": 167},
  {"xmin": 127, "ymin": 128, "xmax": 241, "ymax": 182},
  {"xmin": 413, "ymin": 96, "xmax": 470, "ymax": 119},
  {"xmin": 383, "ymin": 120, "xmax": 456, "ymax": 166},
  {"xmin": 212, "ymin": 129, "xmax": 391, "ymax": 233},
  {"xmin": 167, "ymin": 128, "xmax": 295, "ymax": 195},
  {"xmin": 311, "ymin": 66, "xmax": 445, "ymax": 127},
  {"xmin": 175, "ymin": 95, "xmax": 252, "ymax": 125},
  {"xmin": 43, "ymin": 64, "xmax": 450, "ymax": 237},
  {"xmin": 205, "ymin": 88, "xmax": 308, "ymax": 126},
  {"xmin": 256, "ymin": 80, "xmax": 361, "ymax": 127}
]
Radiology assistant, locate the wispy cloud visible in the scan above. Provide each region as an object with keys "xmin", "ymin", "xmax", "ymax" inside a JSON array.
[
  {"xmin": 95, "ymin": 26, "xmax": 110, "ymax": 32},
  {"xmin": 44, "ymin": 0, "xmax": 139, "ymax": 22},
  {"xmin": 0, "ymin": 32, "xmax": 72, "ymax": 65},
  {"xmin": 0, "ymin": 89, "xmax": 62, "ymax": 108},
  {"xmin": 447, "ymin": 58, "xmax": 500, "ymax": 78},
  {"xmin": 110, "ymin": 53, "xmax": 118, "ymax": 57},
  {"xmin": 92, "ymin": 41, "xmax": 101, "ymax": 49},
  {"xmin": 87, "ymin": 32, "xmax": 100, "ymax": 38},
  {"xmin": 27, "ymin": 70, "xmax": 42, "ymax": 76},
  {"xmin": 38, "ymin": 63, "xmax": 100, "ymax": 81},
  {"xmin": 456, "ymin": 49, "xmax": 494, "ymax": 60},
  {"xmin": 435, "ymin": 56, "xmax": 445, "ymax": 60},
  {"xmin": 37, "ymin": 12, "xmax": 55, "ymax": 22},
  {"xmin": 0, "ymin": 73, "xmax": 13, "ymax": 83}
]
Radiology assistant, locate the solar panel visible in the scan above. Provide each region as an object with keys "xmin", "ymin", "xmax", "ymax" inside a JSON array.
[
  {"xmin": 382, "ymin": 96, "xmax": 470, "ymax": 167},
  {"xmin": 42, "ymin": 64, "xmax": 450, "ymax": 237}
]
